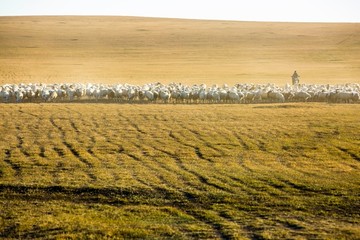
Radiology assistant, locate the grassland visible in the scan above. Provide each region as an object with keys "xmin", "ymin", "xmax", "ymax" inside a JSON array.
[
  {"xmin": 0, "ymin": 16, "xmax": 359, "ymax": 85},
  {"xmin": 1, "ymin": 16, "xmax": 360, "ymax": 239},
  {"xmin": 0, "ymin": 103, "xmax": 359, "ymax": 239}
]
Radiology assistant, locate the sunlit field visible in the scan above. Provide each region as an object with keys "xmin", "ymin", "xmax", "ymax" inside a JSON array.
[
  {"xmin": 0, "ymin": 16, "xmax": 360, "ymax": 239},
  {"xmin": 0, "ymin": 103, "xmax": 359, "ymax": 239},
  {"xmin": 0, "ymin": 16, "xmax": 359, "ymax": 85}
]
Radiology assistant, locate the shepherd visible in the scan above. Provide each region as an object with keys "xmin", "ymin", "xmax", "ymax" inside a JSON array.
[{"xmin": 292, "ymin": 71, "xmax": 300, "ymax": 85}]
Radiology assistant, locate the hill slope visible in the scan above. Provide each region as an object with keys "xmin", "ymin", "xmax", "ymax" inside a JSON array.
[{"xmin": 0, "ymin": 16, "xmax": 359, "ymax": 85}]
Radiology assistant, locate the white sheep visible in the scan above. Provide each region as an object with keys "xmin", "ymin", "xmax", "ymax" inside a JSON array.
[
  {"xmin": 0, "ymin": 82, "xmax": 359, "ymax": 104},
  {"xmin": 268, "ymin": 91, "xmax": 285, "ymax": 103},
  {"xmin": 159, "ymin": 89, "xmax": 171, "ymax": 103},
  {"xmin": 294, "ymin": 91, "xmax": 311, "ymax": 102}
]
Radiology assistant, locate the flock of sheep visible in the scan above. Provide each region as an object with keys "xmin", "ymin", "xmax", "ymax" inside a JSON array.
[{"xmin": 0, "ymin": 82, "xmax": 359, "ymax": 104}]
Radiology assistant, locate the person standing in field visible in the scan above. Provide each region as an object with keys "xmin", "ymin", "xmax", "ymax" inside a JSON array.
[{"xmin": 292, "ymin": 71, "xmax": 300, "ymax": 85}]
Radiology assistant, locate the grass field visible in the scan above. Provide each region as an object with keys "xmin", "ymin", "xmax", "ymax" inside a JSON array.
[
  {"xmin": 0, "ymin": 16, "xmax": 359, "ymax": 85},
  {"xmin": 1, "ymin": 16, "xmax": 360, "ymax": 239},
  {"xmin": 0, "ymin": 103, "xmax": 359, "ymax": 239}
]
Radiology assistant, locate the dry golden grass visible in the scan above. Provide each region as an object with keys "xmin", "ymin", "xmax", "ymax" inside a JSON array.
[
  {"xmin": 0, "ymin": 103, "xmax": 359, "ymax": 238},
  {"xmin": 0, "ymin": 16, "xmax": 359, "ymax": 85},
  {"xmin": 1, "ymin": 16, "xmax": 360, "ymax": 239}
]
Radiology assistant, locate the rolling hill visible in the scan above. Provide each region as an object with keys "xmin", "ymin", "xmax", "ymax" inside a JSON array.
[{"xmin": 0, "ymin": 16, "xmax": 359, "ymax": 85}]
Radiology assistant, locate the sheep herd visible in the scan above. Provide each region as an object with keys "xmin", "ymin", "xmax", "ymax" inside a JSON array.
[{"xmin": 0, "ymin": 82, "xmax": 359, "ymax": 104}]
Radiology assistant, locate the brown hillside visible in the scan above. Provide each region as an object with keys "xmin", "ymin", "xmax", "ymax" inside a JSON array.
[{"xmin": 0, "ymin": 16, "xmax": 359, "ymax": 85}]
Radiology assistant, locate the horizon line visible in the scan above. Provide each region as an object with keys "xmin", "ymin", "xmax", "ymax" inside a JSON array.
[{"xmin": 0, "ymin": 14, "xmax": 359, "ymax": 24}]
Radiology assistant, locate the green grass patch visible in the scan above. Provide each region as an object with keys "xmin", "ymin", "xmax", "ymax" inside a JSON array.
[{"xmin": 0, "ymin": 103, "xmax": 359, "ymax": 239}]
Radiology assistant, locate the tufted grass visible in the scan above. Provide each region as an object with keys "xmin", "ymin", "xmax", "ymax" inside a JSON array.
[{"xmin": 0, "ymin": 103, "xmax": 359, "ymax": 239}]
